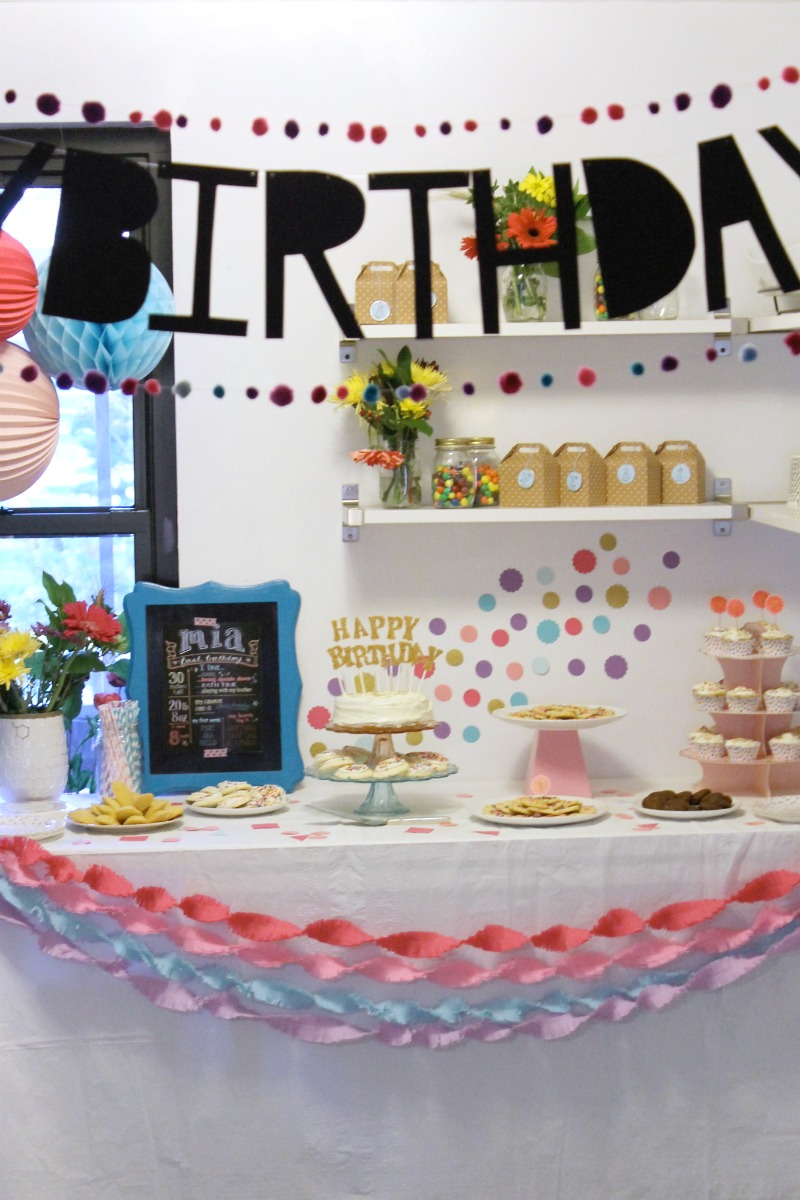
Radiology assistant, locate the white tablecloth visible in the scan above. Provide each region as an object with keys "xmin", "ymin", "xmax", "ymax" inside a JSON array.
[{"xmin": 1, "ymin": 777, "xmax": 800, "ymax": 1200}]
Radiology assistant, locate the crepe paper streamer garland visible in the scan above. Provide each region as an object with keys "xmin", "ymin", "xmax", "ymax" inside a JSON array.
[
  {"xmin": 0, "ymin": 341, "xmax": 60, "ymax": 502},
  {"xmin": 0, "ymin": 232, "xmax": 39, "ymax": 341},
  {"xmin": 23, "ymin": 258, "xmax": 174, "ymax": 391},
  {"xmin": 2, "ymin": 842, "xmax": 800, "ymax": 1045}
]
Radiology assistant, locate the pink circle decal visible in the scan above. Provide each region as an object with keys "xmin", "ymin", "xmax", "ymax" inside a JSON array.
[
  {"xmin": 307, "ymin": 705, "xmax": 331, "ymax": 729},
  {"xmin": 573, "ymin": 549, "xmax": 597, "ymax": 574},
  {"xmin": 434, "ymin": 684, "xmax": 452, "ymax": 701},
  {"xmin": 464, "ymin": 689, "xmax": 481, "ymax": 707},
  {"xmin": 565, "ymin": 618, "xmax": 582, "ymax": 636},
  {"xmin": 492, "ymin": 630, "xmax": 510, "ymax": 647},
  {"xmin": 648, "ymin": 586, "xmax": 672, "ymax": 610},
  {"xmin": 460, "ymin": 625, "xmax": 478, "ymax": 642},
  {"xmin": 577, "ymin": 367, "xmax": 597, "ymax": 387},
  {"xmin": 613, "ymin": 557, "xmax": 630, "ymax": 575},
  {"xmin": 506, "ymin": 662, "xmax": 524, "ymax": 681}
]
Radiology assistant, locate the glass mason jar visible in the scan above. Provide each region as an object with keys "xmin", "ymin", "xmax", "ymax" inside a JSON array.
[
  {"xmin": 467, "ymin": 438, "xmax": 500, "ymax": 506},
  {"xmin": 432, "ymin": 439, "xmax": 476, "ymax": 508}
]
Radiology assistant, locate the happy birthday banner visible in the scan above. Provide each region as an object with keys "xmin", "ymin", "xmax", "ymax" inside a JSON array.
[{"xmin": 2, "ymin": 835, "xmax": 800, "ymax": 1045}]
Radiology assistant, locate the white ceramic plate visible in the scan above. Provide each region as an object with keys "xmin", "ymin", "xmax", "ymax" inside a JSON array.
[
  {"xmin": 184, "ymin": 800, "xmax": 288, "ymax": 817},
  {"xmin": 634, "ymin": 802, "xmax": 741, "ymax": 821},
  {"xmin": 66, "ymin": 814, "xmax": 183, "ymax": 834},
  {"xmin": 492, "ymin": 706, "xmax": 626, "ymax": 731},
  {"xmin": 0, "ymin": 812, "xmax": 65, "ymax": 841},
  {"xmin": 475, "ymin": 800, "xmax": 607, "ymax": 827},
  {"xmin": 753, "ymin": 797, "xmax": 800, "ymax": 823},
  {"xmin": 305, "ymin": 763, "xmax": 458, "ymax": 784}
]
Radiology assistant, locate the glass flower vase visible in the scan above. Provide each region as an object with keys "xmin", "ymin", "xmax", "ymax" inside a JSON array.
[
  {"xmin": 377, "ymin": 432, "xmax": 422, "ymax": 508},
  {"xmin": 502, "ymin": 264, "xmax": 548, "ymax": 322}
]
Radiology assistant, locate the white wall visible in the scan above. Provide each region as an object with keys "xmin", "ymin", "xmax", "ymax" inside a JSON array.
[{"xmin": 4, "ymin": 0, "xmax": 800, "ymax": 782}]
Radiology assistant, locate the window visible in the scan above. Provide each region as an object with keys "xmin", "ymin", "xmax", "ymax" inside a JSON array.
[{"xmin": 0, "ymin": 124, "xmax": 178, "ymax": 629}]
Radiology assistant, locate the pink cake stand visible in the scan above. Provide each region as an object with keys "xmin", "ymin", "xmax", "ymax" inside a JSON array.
[{"xmin": 493, "ymin": 706, "xmax": 626, "ymax": 798}]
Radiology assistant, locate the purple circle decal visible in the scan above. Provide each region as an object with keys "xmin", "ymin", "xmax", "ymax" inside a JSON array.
[
  {"xmin": 568, "ymin": 659, "xmax": 585, "ymax": 676},
  {"xmin": 510, "ymin": 613, "xmax": 528, "ymax": 631},
  {"xmin": 434, "ymin": 722, "xmax": 451, "ymax": 740},
  {"xmin": 500, "ymin": 568, "xmax": 523, "ymax": 592},
  {"xmin": 327, "ymin": 678, "xmax": 342, "ymax": 696},
  {"xmin": 634, "ymin": 624, "xmax": 651, "ymax": 642},
  {"xmin": 605, "ymin": 655, "xmax": 628, "ymax": 679},
  {"xmin": 476, "ymin": 660, "xmax": 493, "ymax": 678},
  {"xmin": 429, "ymin": 617, "xmax": 447, "ymax": 635},
  {"xmin": 662, "ymin": 551, "xmax": 680, "ymax": 569},
  {"xmin": 575, "ymin": 585, "xmax": 593, "ymax": 603}
]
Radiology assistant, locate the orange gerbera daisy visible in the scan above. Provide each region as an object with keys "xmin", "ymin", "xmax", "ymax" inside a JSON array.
[
  {"xmin": 506, "ymin": 207, "xmax": 557, "ymax": 248},
  {"xmin": 460, "ymin": 236, "xmax": 479, "ymax": 259}
]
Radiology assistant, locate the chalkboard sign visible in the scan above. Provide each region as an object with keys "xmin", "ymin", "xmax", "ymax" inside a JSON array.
[{"xmin": 125, "ymin": 580, "xmax": 303, "ymax": 794}]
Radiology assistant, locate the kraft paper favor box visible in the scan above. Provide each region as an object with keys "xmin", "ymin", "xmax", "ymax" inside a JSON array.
[
  {"xmin": 554, "ymin": 443, "xmax": 606, "ymax": 506},
  {"xmin": 656, "ymin": 441, "xmax": 707, "ymax": 504},
  {"xmin": 499, "ymin": 443, "xmax": 559, "ymax": 507},
  {"xmin": 354, "ymin": 262, "xmax": 400, "ymax": 324},
  {"xmin": 605, "ymin": 442, "xmax": 662, "ymax": 505},
  {"xmin": 394, "ymin": 261, "xmax": 448, "ymax": 324}
]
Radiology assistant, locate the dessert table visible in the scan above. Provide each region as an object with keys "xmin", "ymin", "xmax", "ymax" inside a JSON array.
[{"xmin": 1, "ymin": 776, "xmax": 800, "ymax": 1200}]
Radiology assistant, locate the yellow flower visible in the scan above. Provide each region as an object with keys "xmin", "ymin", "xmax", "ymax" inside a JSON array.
[
  {"xmin": 0, "ymin": 657, "xmax": 28, "ymax": 688},
  {"xmin": 519, "ymin": 172, "xmax": 556, "ymax": 209},
  {"xmin": 329, "ymin": 371, "xmax": 371, "ymax": 407},
  {"xmin": 0, "ymin": 629, "xmax": 39, "ymax": 662},
  {"xmin": 398, "ymin": 398, "xmax": 428, "ymax": 420},
  {"xmin": 410, "ymin": 362, "xmax": 450, "ymax": 394}
]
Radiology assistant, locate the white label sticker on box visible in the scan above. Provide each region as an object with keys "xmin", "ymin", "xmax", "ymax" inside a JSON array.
[
  {"xmin": 517, "ymin": 468, "xmax": 535, "ymax": 489},
  {"xmin": 566, "ymin": 470, "xmax": 583, "ymax": 492},
  {"xmin": 671, "ymin": 463, "xmax": 691, "ymax": 484},
  {"xmin": 617, "ymin": 464, "xmax": 636, "ymax": 485},
  {"xmin": 370, "ymin": 299, "xmax": 391, "ymax": 321}
]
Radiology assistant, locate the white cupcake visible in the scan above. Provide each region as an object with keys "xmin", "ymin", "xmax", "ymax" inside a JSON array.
[
  {"xmin": 692, "ymin": 681, "xmax": 727, "ymax": 712},
  {"xmin": 725, "ymin": 686, "xmax": 761, "ymax": 713},
  {"xmin": 689, "ymin": 728, "xmax": 726, "ymax": 760},
  {"xmin": 724, "ymin": 737, "xmax": 761, "ymax": 762},
  {"xmin": 768, "ymin": 732, "xmax": 800, "ymax": 761},
  {"xmin": 704, "ymin": 627, "xmax": 728, "ymax": 655},
  {"xmin": 720, "ymin": 628, "xmax": 756, "ymax": 658},
  {"xmin": 760, "ymin": 627, "xmax": 794, "ymax": 657},
  {"xmin": 764, "ymin": 687, "xmax": 797, "ymax": 713}
]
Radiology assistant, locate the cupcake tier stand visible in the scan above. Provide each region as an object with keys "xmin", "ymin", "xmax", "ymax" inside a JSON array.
[
  {"xmin": 684, "ymin": 651, "xmax": 800, "ymax": 797},
  {"xmin": 306, "ymin": 722, "xmax": 458, "ymax": 824},
  {"xmin": 492, "ymin": 707, "xmax": 626, "ymax": 798}
]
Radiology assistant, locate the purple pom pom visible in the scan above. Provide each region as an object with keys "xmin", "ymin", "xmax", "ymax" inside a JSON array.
[{"xmin": 84, "ymin": 370, "xmax": 109, "ymax": 394}]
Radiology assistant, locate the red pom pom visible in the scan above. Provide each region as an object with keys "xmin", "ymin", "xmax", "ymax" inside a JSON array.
[
  {"xmin": 144, "ymin": 379, "xmax": 161, "ymax": 396},
  {"xmin": 120, "ymin": 377, "xmax": 138, "ymax": 396},
  {"xmin": 153, "ymin": 109, "xmax": 173, "ymax": 130},
  {"xmin": 607, "ymin": 104, "xmax": 624, "ymax": 120},
  {"xmin": 784, "ymin": 331, "xmax": 800, "ymax": 355},
  {"xmin": 499, "ymin": 371, "xmax": 523, "ymax": 394},
  {"xmin": 581, "ymin": 107, "xmax": 598, "ymax": 124},
  {"xmin": 577, "ymin": 367, "xmax": 596, "ymax": 387},
  {"xmin": 252, "ymin": 118, "xmax": 268, "ymax": 136},
  {"xmin": 782, "ymin": 66, "xmax": 799, "ymax": 84}
]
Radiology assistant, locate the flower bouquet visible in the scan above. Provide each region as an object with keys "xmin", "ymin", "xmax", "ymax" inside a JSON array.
[
  {"xmin": 0, "ymin": 573, "xmax": 127, "ymax": 718},
  {"xmin": 330, "ymin": 345, "xmax": 450, "ymax": 507},
  {"xmin": 461, "ymin": 167, "xmax": 594, "ymax": 321}
]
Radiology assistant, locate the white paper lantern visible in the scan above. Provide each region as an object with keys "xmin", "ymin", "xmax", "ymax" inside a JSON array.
[{"xmin": 0, "ymin": 340, "xmax": 60, "ymax": 502}]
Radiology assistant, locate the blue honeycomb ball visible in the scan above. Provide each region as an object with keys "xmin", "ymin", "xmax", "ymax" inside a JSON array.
[{"xmin": 23, "ymin": 257, "xmax": 175, "ymax": 391}]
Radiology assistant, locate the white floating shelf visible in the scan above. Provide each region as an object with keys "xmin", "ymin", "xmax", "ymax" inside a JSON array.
[
  {"xmin": 748, "ymin": 503, "xmax": 800, "ymax": 533},
  {"xmin": 345, "ymin": 319, "xmax": 729, "ymax": 340},
  {"xmin": 344, "ymin": 502, "xmax": 742, "ymax": 527},
  {"xmin": 745, "ymin": 315, "xmax": 800, "ymax": 335}
]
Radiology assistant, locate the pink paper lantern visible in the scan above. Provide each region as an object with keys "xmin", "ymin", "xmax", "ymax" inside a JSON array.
[
  {"xmin": 0, "ymin": 340, "xmax": 60, "ymax": 502},
  {"xmin": 0, "ymin": 231, "xmax": 38, "ymax": 341}
]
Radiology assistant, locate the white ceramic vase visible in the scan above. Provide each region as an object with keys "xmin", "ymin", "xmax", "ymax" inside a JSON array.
[{"xmin": 0, "ymin": 713, "xmax": 69, "ymax": 807}]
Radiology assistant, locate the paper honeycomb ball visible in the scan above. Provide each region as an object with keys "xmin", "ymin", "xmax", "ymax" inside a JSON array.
[
  {"xmin": 0, "ymin": 340, "xmax": 60, "ymax": 502},
  {"xmin": 23, "ymin": 257, "xmax": 175, "ymax": 391},
  {"xmin": 0, "ymin": 231, "xmax": 39, "ymax": 341}
]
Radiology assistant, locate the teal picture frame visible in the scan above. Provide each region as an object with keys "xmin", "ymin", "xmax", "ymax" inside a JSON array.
[{"xmin": 125, "ymin": 579, "xmax": 303, "ymax": 795}]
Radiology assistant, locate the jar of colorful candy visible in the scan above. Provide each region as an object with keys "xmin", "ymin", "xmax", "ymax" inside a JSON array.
[
  {"xmin": 432, "ymin": 439, "xmax": 476, "ymax": 508},
  {"xmin": 467, "ymin": 438, "xmax": 500, "ymax": 506}
]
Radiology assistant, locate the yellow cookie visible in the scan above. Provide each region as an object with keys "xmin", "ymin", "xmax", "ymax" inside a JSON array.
[{"xmin": 122, "ymin": 814, "xmax": 147, "ymax": 825}]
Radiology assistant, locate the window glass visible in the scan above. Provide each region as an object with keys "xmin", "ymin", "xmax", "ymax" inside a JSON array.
[{"xmin": 0, "ymin": 536, "xmax": 135, "ymax": 630}]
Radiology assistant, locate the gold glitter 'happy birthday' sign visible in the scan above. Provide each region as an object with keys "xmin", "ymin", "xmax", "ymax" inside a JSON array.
[{"xmin": 326, "ymin": 615, "xmax": 442, "ymax": 672}]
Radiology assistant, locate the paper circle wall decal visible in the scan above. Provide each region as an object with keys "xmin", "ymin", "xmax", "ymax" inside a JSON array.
[
  {"xmin": 0, "ymin": 340, "xmax": 60, "ymax": 502},
  {"xmin": 23, "ymin": 257, "xmax": 174, "ymax": 391},
  {"xmin": 0, "ymin": 232, "xmax": 39, "ymax": 341}
]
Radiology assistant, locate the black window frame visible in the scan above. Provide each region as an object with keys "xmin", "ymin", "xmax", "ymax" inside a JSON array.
[{"xmin": 0, "ymin": 123, "xmax": 178, "ymax": 587}]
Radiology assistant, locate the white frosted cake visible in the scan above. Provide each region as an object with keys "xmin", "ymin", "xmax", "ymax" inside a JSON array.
[{"xmin": 331, "ymin": 688, "xmax": 434, "ymax": 728}]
